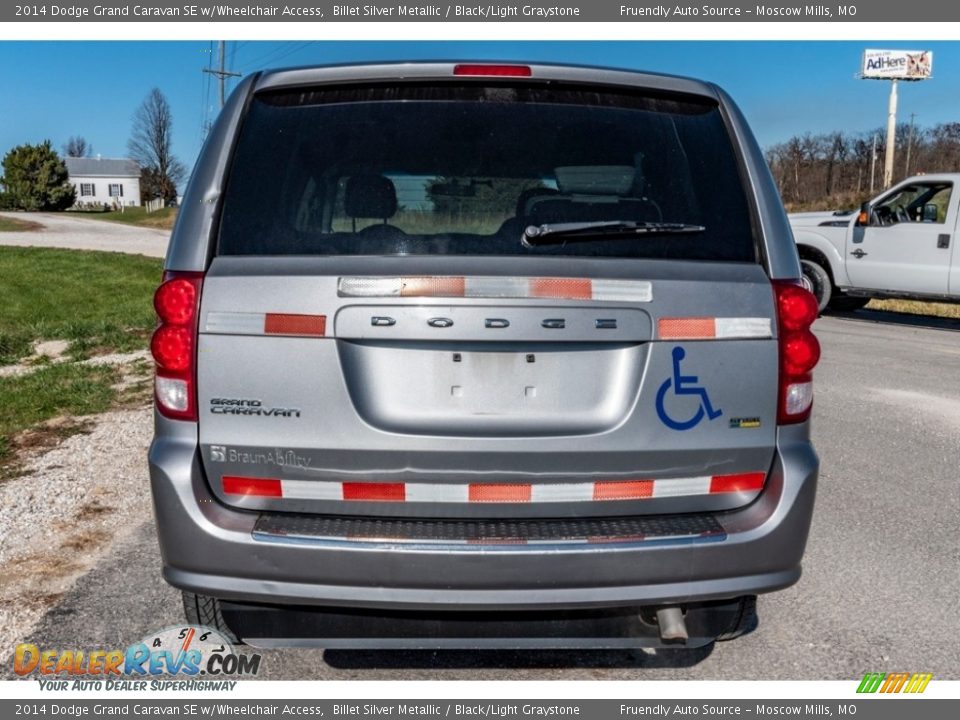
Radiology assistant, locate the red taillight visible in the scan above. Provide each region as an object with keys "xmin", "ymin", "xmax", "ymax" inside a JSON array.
[
  {"xmin": 774, "ymin": 280, "xmax": 821, "ymax": 424},
  {"xmin": 154, "ymin": 277, "xmax": 198, "ymax": 325},
  {"xmin": 453, "ymin": 64, "xmax": 532, "ymax": 77},
  {"xmin": 782, "ymin": 331, "xmax": 821, "ymax": 376},
  {"xmin": 151, "ymin": 271, "xmax": 204, "ymax": 421},
  {"xmin": 150, "ymin": 326, "xmax": 192, "ymax": 372},
  {"xmin": 776, "ymin": 283, "xmax": 819, "ymax": 332}
]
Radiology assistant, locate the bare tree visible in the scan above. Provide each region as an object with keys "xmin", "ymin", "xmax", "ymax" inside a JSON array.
[
  {"xmin": 765, "ymin": 121, "xmax": 960, "ymax": 211},
  {"xmin": 63, "ymin": 136, "xmax": 92, "ymax": 158},
  {"xmin": 128, "ymin": 88, "xmax": 186, "ymax": 202}
]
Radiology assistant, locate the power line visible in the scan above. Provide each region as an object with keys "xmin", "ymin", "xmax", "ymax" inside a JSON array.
[
  {"xmin": 261, "ymin": 41, "xmax": 317, "ymax": 68},
  {"xmin": 203, "ymin": 40, "xmax": 241, "ymax": 108},
  {"xmin": 237, "ymin": 41, "xmax": 316, "ymax": 73}
]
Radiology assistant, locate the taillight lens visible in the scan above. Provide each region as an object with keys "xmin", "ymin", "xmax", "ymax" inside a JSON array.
[
  {"xmin": 776, "ymin": 283, "xmax": 819, "ymax": 332},
  {"xmin": 151, "ymin": 326, "xmax": 192, "ymax": 372},
  {"xmin": 782, "ymin": 331, "xmax": 821, "ymax": 376},
  {"xmin": 154, "ymin": 277, "xmax": 198, "ymax": 325},
  {"xmin": 151, "ymin": 271, "xmax": 204, "ymax": 421},
  {"xmin": 774, "ymin": 280, "xmax": 821, "ymax": 424}
]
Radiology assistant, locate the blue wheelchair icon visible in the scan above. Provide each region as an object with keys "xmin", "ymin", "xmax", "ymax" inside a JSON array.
[{"xmin": 655, "ymin": 347, "xmax": 722, "ymax": 431}]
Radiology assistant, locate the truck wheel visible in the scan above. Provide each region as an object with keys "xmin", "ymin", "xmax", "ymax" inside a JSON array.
[
  {"xmin": 800, "ymin": 259, "xmax": 831, "ymax": 313},
  {"xmin": 828, "ymin": 295, "xmax": 870, "ymax": 312},
  {"xmin": 714, "ymin": 595, "xmax": 758, "ymax": 642},
  {"xmin": 182, "ymin": 591, "xmax": 242, "ymax": 645}
]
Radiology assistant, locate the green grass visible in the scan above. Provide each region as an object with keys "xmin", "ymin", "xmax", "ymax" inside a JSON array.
[
  {"xmin": 0, "ymin": 363, "xmax": 120, "ymax": 468},
  {"xmin": 70, "ymin": 206, "xmax": 178, "ymax": 230},
  {"xmin": 867, "ymin": 298, "xmax": 960, "ymax": 319},
  {"xmin": 0, "ymin": 247, "xmax": 162, "ymax": 365},
  {"xmin": 0, "ymin": 215, "xmax": 43, "ymax": 232}
]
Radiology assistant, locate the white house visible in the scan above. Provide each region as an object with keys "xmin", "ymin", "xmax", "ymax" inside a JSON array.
[{"xmin": 65, "ymin": 156, "xmax": 141, "ymax": 208}]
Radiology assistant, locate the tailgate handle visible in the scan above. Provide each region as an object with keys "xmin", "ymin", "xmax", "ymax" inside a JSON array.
[
  {"xmin": 485, "ymin": 318, "xmax": 510, "ymax": 329},
  {"xmin": 371, "ymin": 316, "xmax": 396, "ymax": 327},
  {"xmin": 595, "ymin": 318, "xmax": 618, "ymax": 329},
  {"xmin": 541, "ymin": 318, "xmax": 566, "ymax": 329}
]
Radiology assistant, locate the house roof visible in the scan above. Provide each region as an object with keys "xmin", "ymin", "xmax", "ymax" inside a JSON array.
[{"xmin": 65, "ymin": 157, "xmax": 140, "ymax": 178}]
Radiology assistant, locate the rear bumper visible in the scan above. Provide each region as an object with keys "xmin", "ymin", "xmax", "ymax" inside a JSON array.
[{"xmin": 149, "ymin": 420, "xmax": 817, "ymax": 611}]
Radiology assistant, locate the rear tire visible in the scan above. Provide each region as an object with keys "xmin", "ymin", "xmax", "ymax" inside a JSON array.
[
  {"xmin": 714, "ymin": 595, "xmax": 758, "ymax": 642},
  {"xmin": 828, "ymin": 295, "xmax": 870, "ymax": 312},
  {"xmin": 182, "ymin": 591, "xmax": 242, "ymax": 645},
  {"xmin": 800, "ymin": 259, "xmax": 831, "ymax": 313}
]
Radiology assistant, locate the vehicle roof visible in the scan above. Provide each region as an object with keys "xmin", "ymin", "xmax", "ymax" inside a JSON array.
[
  {"xmin": 254, "ymin": 61, "xmax": 722, "ymax": 101},
  {"xmin": 892, "ymin": 173, "xmax": 960, "ymax": 184}
]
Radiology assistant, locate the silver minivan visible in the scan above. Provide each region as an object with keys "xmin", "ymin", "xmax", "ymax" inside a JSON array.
[{"xmin": 148, "ymin": 62, "xmax": 821, "ymax": 648}]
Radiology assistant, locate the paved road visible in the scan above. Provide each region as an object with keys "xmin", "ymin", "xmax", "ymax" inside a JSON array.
[
  {"xmin": 0, "ymin": 212, "xmax": 169, "ymax": 258},
  {"xmin": 4, "ymin": 311, "xmax": 959, "ymax": 680}
]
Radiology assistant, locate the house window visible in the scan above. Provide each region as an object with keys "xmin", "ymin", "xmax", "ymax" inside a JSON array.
[
  {"xmin": 108, "ymin": 184, "xmax": 124, "ymax": 198},
  {"xmin": 80, "ymin": 183, "xmax": 95, "ymax": 197}
]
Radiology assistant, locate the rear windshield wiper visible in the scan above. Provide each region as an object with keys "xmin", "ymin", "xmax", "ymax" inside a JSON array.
[{"xmin": 522, "ymin": 220, "xmax": 706, "ymax": 246}]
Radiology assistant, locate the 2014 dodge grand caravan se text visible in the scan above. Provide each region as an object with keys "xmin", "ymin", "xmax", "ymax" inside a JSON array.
[{"xmin": 148, "ymin": 62, "xmax": 821, "ymax": 648}]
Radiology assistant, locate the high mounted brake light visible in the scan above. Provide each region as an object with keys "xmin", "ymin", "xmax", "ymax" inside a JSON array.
[
  {"xmin": 152, "ymin": 271, "xmax": 204, "ymax": 421},
  {"xmin": 774, "ymin": 280, "xmax": 821, "ymax": 424},
  {"xmin": 453, "ymin": 64, "xmax": 532, "ymax": 77}
]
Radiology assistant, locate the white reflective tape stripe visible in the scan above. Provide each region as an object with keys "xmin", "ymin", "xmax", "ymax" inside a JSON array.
[
  {"xmin": 280, "ymin": 479, "xmax": 342, "ymax": 501},
  {"xmin": 462, "ymin": 277, "xmax": 530, "ymax": 298},
  {"xmin": 338, "ymin": 276, "xmax": 652, "ymax": 301},
  {"xmin": 338, "ymin": 277, "xmax": 403, "ymax": 297},
  {"xmin": 591, "ymin": 279, "xmax": 653, "ymax": 303},
  {"xmin": 204, "ymin": 312, "xmax": 266, "ymax": 335},
  {"xmin": 530, "ymin": 482, "xmax": 595, "ymax": 503},
  {"xmin": 651, "ymin": 476, "xmax": 712, "ymax": 498},
  {"xmin": 714, "ymin": 317, "xmax": 772, "ymax": 339},
  {"xmin": 405, "ymin": 483, "xmax": 470, "ymax": 503}
]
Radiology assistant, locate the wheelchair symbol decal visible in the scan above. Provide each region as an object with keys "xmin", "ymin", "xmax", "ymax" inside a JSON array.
[{"xmin": 655, "ymin": 346, "xmax": 722, "ymax": 431}]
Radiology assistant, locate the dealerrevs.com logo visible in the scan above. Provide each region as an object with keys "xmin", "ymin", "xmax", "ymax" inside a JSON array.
[{"xmin": 14, "ymin": 626, "xmax": 261, "ymax": 690}]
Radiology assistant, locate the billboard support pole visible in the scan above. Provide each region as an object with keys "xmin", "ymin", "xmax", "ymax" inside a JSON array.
[
  {"xmin": 883, "ymin": 79, "xmax": 898, "ymax": 189},
  {"xmin": 861, "ymin": 49, "xmax": 932, "ymax": 189}
]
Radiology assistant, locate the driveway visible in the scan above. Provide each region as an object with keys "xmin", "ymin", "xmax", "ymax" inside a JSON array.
[{"xmin": 0, "ymin": 212, "xmax": 169, "ymax": 258}]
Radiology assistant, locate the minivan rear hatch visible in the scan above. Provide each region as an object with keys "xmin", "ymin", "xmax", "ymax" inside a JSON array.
[{"xmin": 196, "ymin": 69, "xmax": 779, "ymax": 520}]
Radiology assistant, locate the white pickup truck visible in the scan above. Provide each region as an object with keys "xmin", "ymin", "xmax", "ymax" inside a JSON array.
[{"xmin": 789, "ymin": 173, "xmax": 959, "ymax": 311}]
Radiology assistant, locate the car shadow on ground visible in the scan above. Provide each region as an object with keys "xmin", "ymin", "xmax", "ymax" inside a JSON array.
[
  {"xmin": 827, "ymin": 308, "xmax": 960, "ymax": 332},
  {"xmin": 321, "ymin": 644, "xmax": 714, "ymax": 670}
]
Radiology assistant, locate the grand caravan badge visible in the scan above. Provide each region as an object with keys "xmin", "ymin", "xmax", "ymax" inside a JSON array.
[{"xmin": 209, "ymin": 398, "xmax": 301, "ymax": 418}]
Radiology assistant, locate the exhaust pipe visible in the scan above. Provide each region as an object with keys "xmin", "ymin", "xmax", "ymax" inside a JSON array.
[{"xmin": 655, "ymin": 606, "xmax": 688, "ymax": 643}]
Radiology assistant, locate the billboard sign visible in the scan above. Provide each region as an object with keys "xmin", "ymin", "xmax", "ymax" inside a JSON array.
[{"xmin": 862, "ymin": 49, "xmax": 933, "ymax": 80}]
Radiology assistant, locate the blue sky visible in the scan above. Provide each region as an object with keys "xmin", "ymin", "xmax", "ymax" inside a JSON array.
[{"xmin": 1, "ymin": 41, "xmax": 957, "ymax": 182}]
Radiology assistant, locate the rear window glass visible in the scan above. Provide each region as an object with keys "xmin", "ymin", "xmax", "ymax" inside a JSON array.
[{"xmin": 218, "ymin": 82, "xmax": 756, "ymax": 262}]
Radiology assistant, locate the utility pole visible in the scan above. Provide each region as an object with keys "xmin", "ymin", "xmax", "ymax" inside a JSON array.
[
  {"xmin": 870, "ymin": 133, "xmax": 878, "ymax": 194},
  {"xmin": 203, "ymin": 41, "xmax": 241, "ymax": 108},
  {"xmin": 905, "ymin": 113, "xmax": 916, "ymax": 177}
]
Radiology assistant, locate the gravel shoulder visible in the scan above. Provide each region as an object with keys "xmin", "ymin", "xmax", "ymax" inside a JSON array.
[
  {"xmin": 0, "ymin": 407, "xmax": 154, "ymax": 656},
  {"xmin": 0, "ymin": 212, "xmax": 169, "ymax": 258}
]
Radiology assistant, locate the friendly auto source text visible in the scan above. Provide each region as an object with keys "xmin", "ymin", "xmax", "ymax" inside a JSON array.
[{"xmin": 620, "ymin": 5, "xmax": 847, "ymax": 17}]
